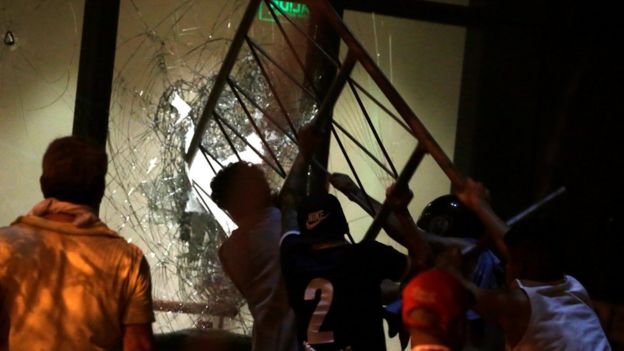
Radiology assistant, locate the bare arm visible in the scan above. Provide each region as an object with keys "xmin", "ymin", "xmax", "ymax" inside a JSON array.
[
  {"xmin": 458, "ymin": 277, "xmax": 530, "ymax": 344},
  {"xmin": 279, "ymin": 125, "xmax": 321, "ymax": 230},
  {"xmin": 384, "ymin": 184, "xmax": 434, "ymax": 275},
  {"xmin": 330, "ymin": 173, "xmax": 433, "ymax": 270},
  {"xmin": 329, "ymin": 173, "xmax": 380, "ymax": 217},
  {"xmin": 455, "ymin": 178, "xmax": 510, "ymax": 262},
  {"xmin": 329, "ymin": 173, "xmax": 416, "ymax": 246},
  {"xmin": 329, "ymin": 173, "xmax": 387, "ymax": 231},
  {"xmin": 393, "ymin": 207, "xmax": 433, "ymax": 275},
  {"xmin": 123, "ymin": 324, "xmax": 154, "ymax": 351}
]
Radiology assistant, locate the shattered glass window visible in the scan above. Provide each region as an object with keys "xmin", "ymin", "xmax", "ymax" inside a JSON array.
[
  {"xmin": 1, "ymin": 0, "xmax": 467, "ymax": 341},
  {"xmin": 104, "ymin": 0, "xmax": 256, "ymax": 333}
]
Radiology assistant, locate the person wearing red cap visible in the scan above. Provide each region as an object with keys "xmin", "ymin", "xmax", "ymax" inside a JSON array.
[
  {"xmin": 330, "ymin": 173, "xmax": 505, "ymax": 350},
  {"xmin": 402, "ymin": 269, "xmax": 471, "ymax": 351}
]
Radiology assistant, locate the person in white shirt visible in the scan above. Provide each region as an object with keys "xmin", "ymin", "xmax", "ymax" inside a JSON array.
[
  {"xmin": 455, "ymin": 179, "xmax": 611, "ymax": 351},
  {"xmin": 210, "ymin": 161, "xmax": 298, "ymax": 351}
]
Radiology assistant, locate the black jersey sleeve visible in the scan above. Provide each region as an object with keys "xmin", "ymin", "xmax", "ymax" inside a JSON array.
[
  {"xmin": 279, "ymin": 228, "xmax": 307, "ymax": 277},
  {"xmin": 362, "ymin": 241, "xmax": 409, "ymax": 282}
]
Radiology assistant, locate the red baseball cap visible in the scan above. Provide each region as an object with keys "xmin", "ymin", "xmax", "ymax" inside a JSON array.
[{"xmin": 402, "ymin": 269, "xmax": 469, "ymax": 332}]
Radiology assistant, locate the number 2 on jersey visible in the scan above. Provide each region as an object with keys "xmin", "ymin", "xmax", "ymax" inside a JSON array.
[{"xmin": 304, "ymin": 278, "xmax": 335, "ymax": 344}]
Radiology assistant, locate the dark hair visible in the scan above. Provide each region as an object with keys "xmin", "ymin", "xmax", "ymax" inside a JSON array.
[
  {"xmin": 505, "ymin": 213, "xmax": 565, "ymax": 280},
  {"xmin": 40, "ymin": 136, "xmax": 108, "ymax": 207},
  {"xmin": 505, "ymin": 214, "xmax": 558, "ymax": 249},
  {"xmin": 210, "ymin": 161, "xmax": 272, "ymax": 211}
]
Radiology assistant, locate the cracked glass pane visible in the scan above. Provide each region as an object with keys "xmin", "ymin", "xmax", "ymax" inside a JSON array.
[{"xmin": 104, "ymin": 0, "xmax": 254, "ymax": 334}]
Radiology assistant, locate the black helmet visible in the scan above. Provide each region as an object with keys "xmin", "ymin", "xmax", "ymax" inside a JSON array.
[{"xmin": 416, "ymin": 194, "xmax": 484, "ymax": 239}]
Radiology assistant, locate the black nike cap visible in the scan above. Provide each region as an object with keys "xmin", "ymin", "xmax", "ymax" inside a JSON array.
[{"xmin": 297, "ymin": 193, "xmax": 349, "ymax": 242}]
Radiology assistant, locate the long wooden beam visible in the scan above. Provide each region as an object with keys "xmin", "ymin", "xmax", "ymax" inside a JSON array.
[{"xmin": 317, "ymin": 0, "xmax": 466, "ymax": 189}]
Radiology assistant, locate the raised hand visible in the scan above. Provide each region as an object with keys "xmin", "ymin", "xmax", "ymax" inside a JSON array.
[
  {"xmin": 329, "ymin": 173, "xmax": 360, "ymax": 195},
  {"xmin": 385, "ymin": 183, "xmax": 413, "ymax": 211},
  {"xmin": 455, "ymin": 177, "xmax": 491, "ymax": 211}
]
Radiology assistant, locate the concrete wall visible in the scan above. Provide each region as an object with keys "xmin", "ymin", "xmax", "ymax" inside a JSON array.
[{"xmin": 0, "ymin": 0, "xmax": 84, "ymax": 224}]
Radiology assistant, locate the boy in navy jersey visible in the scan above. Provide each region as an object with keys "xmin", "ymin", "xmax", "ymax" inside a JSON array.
[
  {"xmin": 279, "ymin": 126, "xmax": 428, "ymax": 351},
  {"xmin": 280, "ymin": 192, "xmax": 409, "ymax": 351}
]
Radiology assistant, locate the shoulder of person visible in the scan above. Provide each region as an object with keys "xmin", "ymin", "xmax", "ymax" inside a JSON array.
[
  {"xmin": 357, "ymin": 239, "xmax": 402, "ymax": 252},
  {"xmin": 280, "ymin": 229, "xmax": 303, "ymax": 248},
  {"xmin": 0, "ymin": 224, "xmax": 24, "ymax": 241},
  {"xmin": 124, "ymin": 241, "xmax": 150, "ymax": 260}
]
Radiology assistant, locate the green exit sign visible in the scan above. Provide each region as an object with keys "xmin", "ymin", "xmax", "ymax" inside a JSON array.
[{"xmin": 258, "ymin": 1, "xmax": 310, "ymax": 22}]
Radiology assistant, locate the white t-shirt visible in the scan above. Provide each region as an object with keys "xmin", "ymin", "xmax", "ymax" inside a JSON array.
[
  {"xmin": 219, "ymin": 206, "xmax": 298, "ymax": 351},
  {"xmin": 511, "ymin": 275, "xmax": 611, "ymax": 351},
  {"xmin": 0, "ymin": 214, "xmax": 154, "ymax": 351}
]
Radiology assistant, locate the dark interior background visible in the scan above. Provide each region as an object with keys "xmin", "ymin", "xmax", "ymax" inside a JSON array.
[{"xmin": 454, "ymin": 1, "xmax": 624, "ymax": 302}]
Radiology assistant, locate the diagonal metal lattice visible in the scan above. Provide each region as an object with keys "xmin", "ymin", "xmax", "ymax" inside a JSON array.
[{"xmin": 185, "ymin": 0, "xmax": 466, "ymax": 242}]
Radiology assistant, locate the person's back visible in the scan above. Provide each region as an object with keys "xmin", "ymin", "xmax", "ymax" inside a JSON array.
[
  {"xmin": 218, "ymin": 206, "xmax": 297, "ymax": 351},
  {"xmin": 0, "ymin": 212, "xmax": 151, "ymax": 350},
  {"xmin": 0, "ymin": 136, "xmax": 154, "ymax": 351},
  {"xmin": 219, "ymin": 207, "xmax": 283, "ymax": 302},
  {"xmin": 211, "ymin": 161, "xmax": 297, "ymax": 351},
  {"xmin": 280, "ymin": 193, "xmax": 408, "ymax": 351},
  {"xmin": 503, "ymin": 213, "xmax": 609, "ymax": 351},
  {"xmin": 455, "ymin": 179, "xmax": 610, "ymax": 351},
  {"xmin": 511, "ymin": 275, "xmax": 610, "ymax": 351}
]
